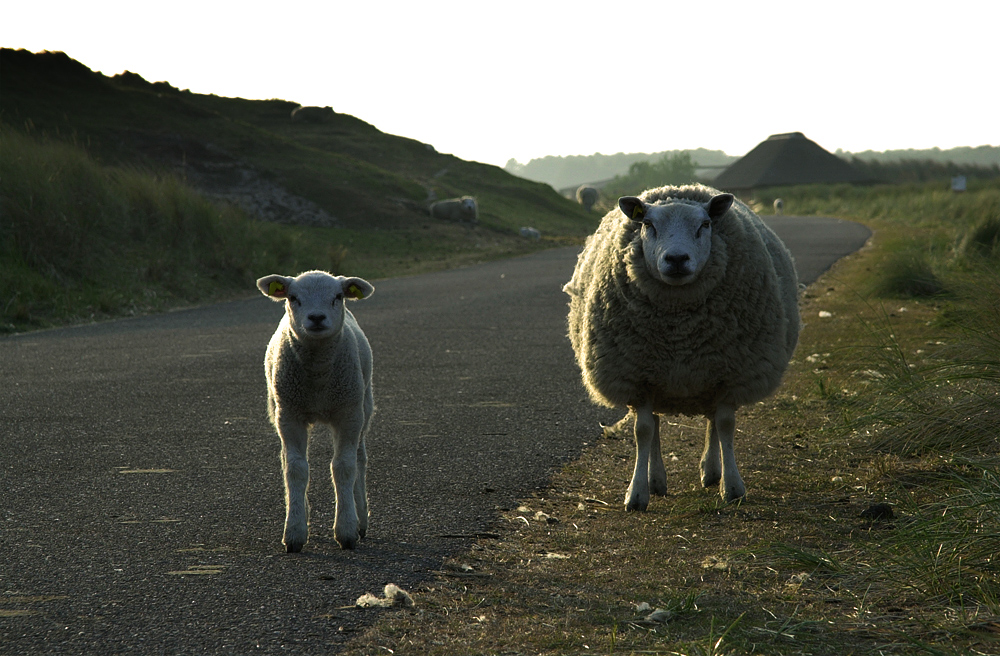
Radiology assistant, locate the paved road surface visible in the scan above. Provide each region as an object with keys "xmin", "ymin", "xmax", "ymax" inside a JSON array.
[{"xmin": 0, "ymin": 217, "xmax": 870, "ymax": 654}]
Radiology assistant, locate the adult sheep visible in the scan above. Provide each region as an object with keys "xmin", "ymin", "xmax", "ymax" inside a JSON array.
[
  {"xmin": 430, "ymin": 196, "xmax": 478, "ymax": 222},
  {"xmin": 257, "ymin": 270, "xmax": 375, "ymax": 552},
  {"xmin": 564, "ymin": 184, "xmax": 799, "ymax": 509},
  {"xmin": 576, "ymin": 185, "xmax": 599, "ymax": 212}
]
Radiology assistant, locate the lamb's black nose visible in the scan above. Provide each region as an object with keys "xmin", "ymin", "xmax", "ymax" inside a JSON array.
[{"xmin": 307, "ymin": 313, "xmax": 326, "ymax": 324}]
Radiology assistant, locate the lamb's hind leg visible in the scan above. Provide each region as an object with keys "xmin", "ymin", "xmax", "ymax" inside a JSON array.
[
  {"xmin": 625, "ymin": 404, "xmax": 656, "ymax": 511},
  {"xmin": 715, "ymin": 403, "xmax": 746, "ymax": 501},
  {"xmin": 277, "ymin": 413, "xmax": 310, "ymax": 553},
  {"xmin": 353, "ymin": 388, "xmax": 373, "ymax": 540}
]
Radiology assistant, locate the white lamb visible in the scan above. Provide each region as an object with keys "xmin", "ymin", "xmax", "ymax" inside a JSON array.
[
  {"xmin": 564, "ymin": 184, "xmax": 799, "ymax": 509},
  {"xmin": 256, "ymin": 270, "xmax": 375, "ymax": 552},
  {"xmin": 774, "ymin": 198, "xmax": 784, "ymax": 215}
]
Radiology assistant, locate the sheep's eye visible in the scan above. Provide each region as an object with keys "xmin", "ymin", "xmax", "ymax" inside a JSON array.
[
  {"xmin": 642, "ymin": 220, "xmax": 656, "ymax": 235},
  {"xmin": 334, "ymin": 293, "xmax": 343, "ymax": 303},
  {"xmin": 288, "ymin": 294, "xmax": 299, "ymax": 304},
  {"xmin": 696, "ymin": 220, "xmax": 711, "ymax": 237}
]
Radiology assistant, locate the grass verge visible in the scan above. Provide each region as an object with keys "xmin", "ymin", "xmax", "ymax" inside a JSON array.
[
  {"xmin": 0, "ymin": 125, "xmax": 560, "ymax": 333},
  {"xmin": 338, "ymin": 183, "xmax": 1000, "ymax": 655}
]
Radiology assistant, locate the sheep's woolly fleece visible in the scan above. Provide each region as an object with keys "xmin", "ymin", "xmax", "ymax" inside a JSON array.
[{"xmin": 564, "ymin": 184, "xmax": 800, "ymax": 417}]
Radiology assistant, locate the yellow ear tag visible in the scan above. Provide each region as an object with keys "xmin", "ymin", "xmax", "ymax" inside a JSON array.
[
  {"xmin": 347, "ymin": 284, "xmax": 364, "ymax": 300},
  {"xmin": 632, "ymin": 206, "xmax": 645, "ymax": 220},
  {"xmin": 269, "ymin": 281, "xmax": 286, "ymax": 296}
]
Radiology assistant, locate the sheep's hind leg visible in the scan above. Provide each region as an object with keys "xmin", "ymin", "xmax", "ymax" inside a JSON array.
[
  {"xmin": 277, "ymin": 415, "xmax": 310, "ymax": 553},
  {"xmin": 625, "ymin": 404, "xmax": 656, "ymax": 511},
  {"xmin": 715, "ymin": 403, "xmax": 746, "ymax": 501},
  {"xmin": 647, "ymin": 414, "xmax": 667, "ymax": 496},
  {"xmin": 700, "ymin": 416, "xmax": 722, "ymax": 488}
]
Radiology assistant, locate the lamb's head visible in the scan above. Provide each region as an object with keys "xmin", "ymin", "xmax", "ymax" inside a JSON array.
[
  {"xmin": 257, "ymin": 270, "xmax": 374, "ymax": 341},
  {"xmin": 619, "ymin": 193, "xmax": 734, "ymax": 286},
  {"xmin": 460, "ymin": 197, "xmax": 477, "ymax": 214}
]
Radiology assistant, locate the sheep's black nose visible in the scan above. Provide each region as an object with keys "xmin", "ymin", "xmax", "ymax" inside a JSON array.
[
  {"xmin": 307, "ymin": 313, "xmax": 326, "ymax": 324},
  {"xmin": 664, "ymin": 254, "xmax": 690, "ymax": 267}
]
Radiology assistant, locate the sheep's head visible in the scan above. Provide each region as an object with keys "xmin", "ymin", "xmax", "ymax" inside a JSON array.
[
  {"xmin": 257, "ymin": 271, "xmax": 374, "ymax": 340},
  {"xmin": 619, "ymin": 193, "xmax": 733, "ymax": 286},
  {"xmin": 460, "ymin": 197, "xmax": 477, "ymax": 215}
]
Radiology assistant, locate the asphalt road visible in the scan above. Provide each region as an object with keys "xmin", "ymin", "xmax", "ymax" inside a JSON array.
[{"xmin": 0, "ymin": 216, "xmax": 870, "ymax": 655}]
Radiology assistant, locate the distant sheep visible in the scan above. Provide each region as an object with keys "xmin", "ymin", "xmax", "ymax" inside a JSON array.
[
  {"xmin": 576, "ymin": 185, "xmax": 599, "ymax": 212},
  {"xmin": 564, "ymin": 184, "xmax": 800, "ymax": 509},
  {"xmin": 520, "ymin": 226, "xmax": 541, "ymax": 240},
  {"xmin": 430, "ymin": 196, "xmax": 478, "ymax": 222},
  {"xmin": 291, "ymin": 105, "xmax": 334, "ymax": 123},
  {"xmin": 257, "ymin": 270, "xmax": 375, "ymax": 552},
  {"xmin": 774, "ymin": 198, "xmax": 784, "ymax": 215}
]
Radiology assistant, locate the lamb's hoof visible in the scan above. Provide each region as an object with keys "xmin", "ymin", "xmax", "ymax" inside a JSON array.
[
  {"xmin": 285, "ymin": 541, "xmax": 304, "ymax": 554},
  {"xmin": 649, "ymin": 479, "xmax": 668, "ymax": 497},
  {"xmin": 335, "ymin": 526, "xmax": 359, "ymax": 550}
]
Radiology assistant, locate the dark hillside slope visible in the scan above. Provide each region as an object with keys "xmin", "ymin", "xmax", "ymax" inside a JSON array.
[{"xmin": 0, "ymin": 49, "xmax": 591, "ymax": 235}]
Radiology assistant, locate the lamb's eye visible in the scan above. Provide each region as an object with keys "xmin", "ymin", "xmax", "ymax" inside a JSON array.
[
  {"xmin": 288, "ymin": 294, "xmax": 299, "ymax": 304},
  {"xmin": 334, "ymin": 294, "xmax": 343, "ymax": 303}
]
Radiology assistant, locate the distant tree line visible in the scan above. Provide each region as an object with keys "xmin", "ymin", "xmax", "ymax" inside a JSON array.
[
  {"xmin": 505, "ymin": 148, "xmax": 736, "ymax": 190},
  {"xmin": 847, "ymin": 157, "xmax": 1000, "ymax": 184}
]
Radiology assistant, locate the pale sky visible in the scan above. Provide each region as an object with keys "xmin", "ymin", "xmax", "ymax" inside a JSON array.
[{"xmin": 4, "ymin": 0, "xmax": 997, "ymax": 167}]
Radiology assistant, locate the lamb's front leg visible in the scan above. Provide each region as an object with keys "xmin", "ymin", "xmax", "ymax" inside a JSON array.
[
  {"xmin": 330, "ymin": 416, "xmax": 363, "ymax": 550},
  {"xmin": 625, "ymin": 404, "xmax": 656, "ymax": 511},
  {"xmin": 714, "ymin": 403, "xmax": 745, "ymax": 501},
  {"xmin": 276, "ymin": 413, "xmax": 310, "ymax": 553}
]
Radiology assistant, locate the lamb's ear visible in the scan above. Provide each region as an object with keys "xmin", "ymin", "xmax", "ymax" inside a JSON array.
[
  {"xmin": 707, "ymin": 194, "xmax": 734, "ymax": 221},
  {"xmin": 341, "ymin": 277, "xmax": 374, "ymax": 301},
  {"xmin": 257, "ymin": 274, "xmax": 293, "ymax": 300},
  {"xmin": 618, "ymin": 197, "xmax": 647, "ymax": 222}
]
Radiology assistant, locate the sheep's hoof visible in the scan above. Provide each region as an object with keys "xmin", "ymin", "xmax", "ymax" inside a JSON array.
[
  {"xmin": 649, "ymin": 479, "xmax": 668, "ymax": 497},
  {"xmin": 285, "ymin": 541, "xmax": 304, "ymax": 554},
  {"xmin": 720, "ymin": 485, "xmax": 746, "ymax": 503},
  {"xmin": 624, "ymin": 496, "xmax": 649, "ymax": 512},
  {"xmin": 336, "ymin": 536, "xmax": 357, "ymax": 550}
]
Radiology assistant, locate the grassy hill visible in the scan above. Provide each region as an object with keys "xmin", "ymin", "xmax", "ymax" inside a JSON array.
[{"xmin": 0, "ymin": 49, "xmax": 597, "ymax": 332}]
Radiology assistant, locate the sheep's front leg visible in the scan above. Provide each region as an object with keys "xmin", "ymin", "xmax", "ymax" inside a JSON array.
[
  {"xmin": 714, "ymin": 403, "xmax": 745, "ymax": 501},
  {"xmin": 700, "ymin": 417, "xmax": 722, "ymax": 488},
  {"xmin": 276, "ymin": 413, "xmax": 310, "ymax": 553},
  {"xmin": 625, "ymin": 404, "xmax": 656, "ymax": 511},
  {"xmin": 648, "ymin": 413, "xmax": 667, "ymax": 496},
  {"xmin": 330, "ymin": 416, "xmax": 364, "ymax": 550}
]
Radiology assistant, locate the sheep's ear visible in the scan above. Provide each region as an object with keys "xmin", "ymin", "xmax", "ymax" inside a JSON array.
[
  {"xmin": 618, "ymin": 197, "xmax": 646, "ymax": 222},
  {"xmin": 342, "ymin": 277, "xmax": 374, "ymax": 301},
  {"xmin": 257, "ymin": 275, "xmax": 293, "ymax": 301},
  {"xmin": 707, "ymin": 194, "xmax": 734, "ymax": 221}
]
